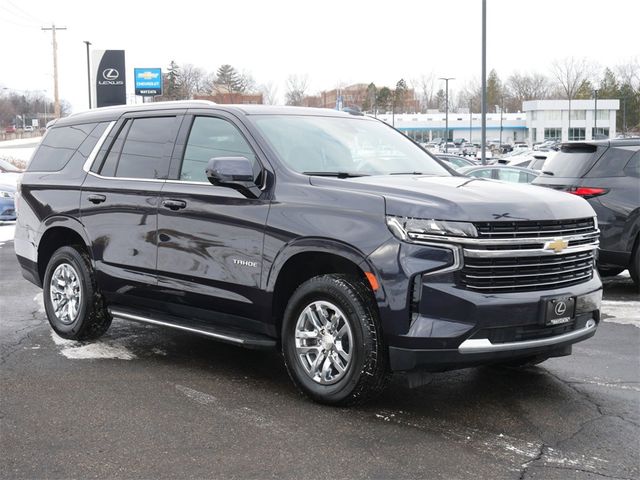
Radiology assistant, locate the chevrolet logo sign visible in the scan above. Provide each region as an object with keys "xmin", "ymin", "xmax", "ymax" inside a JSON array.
[
  {"xmin": 545, "ymin": 238, "xmax": 569, "ymax": 253},
  {"xmin": 138, "ymin": 71, "xmax": 159, "ymax": 80}
]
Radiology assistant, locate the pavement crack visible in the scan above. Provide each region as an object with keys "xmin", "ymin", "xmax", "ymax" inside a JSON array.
[{"xmin": 518, "ymin": 443, "xmax": 545, "ymax": 480}]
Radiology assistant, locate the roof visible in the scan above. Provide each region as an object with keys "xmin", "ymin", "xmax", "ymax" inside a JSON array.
[{"xmin": 52, "ymin": 101, "xmax": 362, "ymax": 128}]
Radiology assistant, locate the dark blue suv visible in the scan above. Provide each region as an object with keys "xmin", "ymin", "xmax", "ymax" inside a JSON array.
[{"xmin": 15, "ymin": 102, "xmax": 602, "ymax": 405}]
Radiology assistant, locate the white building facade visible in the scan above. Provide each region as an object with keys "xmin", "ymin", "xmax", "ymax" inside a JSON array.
[
  {"xmin": 377, "ymin": 112, "xmax": 528, "ymax": 145},
  {"xmin": 523, "ymin": 99, "xmax": 619, "ymax": 144}
]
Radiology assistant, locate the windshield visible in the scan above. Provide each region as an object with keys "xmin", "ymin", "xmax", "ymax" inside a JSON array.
[{"xmin": 251, "ymin": 115, "xmax": 451, "ymax": 176}]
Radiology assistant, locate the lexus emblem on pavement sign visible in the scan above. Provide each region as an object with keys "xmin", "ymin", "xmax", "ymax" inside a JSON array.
[
  {"xmin": 554, "ymin": 301, "xmax": 567, "ymax": 316},
  {"xmin": 102, "ymin": 68, "xmax": 120, "ymax": 81}
]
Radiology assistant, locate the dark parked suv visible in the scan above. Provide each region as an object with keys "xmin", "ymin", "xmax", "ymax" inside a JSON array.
[
  {"xmin": 15, "ymin": 102, "xmax": 603, "ymax": 405},
  {"xmin": 533, "ymin": 140, "xmax": 640, "ymax": 286}
]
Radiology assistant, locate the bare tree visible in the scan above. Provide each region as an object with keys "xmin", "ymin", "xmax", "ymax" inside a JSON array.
[
  {"xmin": 260, "ymin": 81, "xmax": 279, "ymax": 105},
  {"xmin": 507, "ymin": 72, "xmax": 551, "ymax": 108},
  {"xmin": 285, "ymin": 74, "xmax": 309, "ymax": 106},
  {"xmin": 616, "ymin": 57, "xmax": 640, "ymax": 93},
  {"xmin": 550, "ymin": 57, "xmax": 596, "ymax": 128},
  {"xmin": 413, "ymin": 73, "xmax": 436, "ymax": 111},
  {"xmin": 180, "ymin": 64, "xmax": 207, "ymax": 98}
]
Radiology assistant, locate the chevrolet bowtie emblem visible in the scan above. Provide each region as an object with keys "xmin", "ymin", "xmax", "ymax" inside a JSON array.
[{"xmin": 545, "ymin": 238, "xmax": 569, "ymax": 253}]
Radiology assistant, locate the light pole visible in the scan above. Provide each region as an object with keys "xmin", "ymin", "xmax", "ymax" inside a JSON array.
[
  {"xmin": 593, "ymin": 88, "xmax": 599, "ymax": 139},
  {"xmin": 469, "ymin": 99, "xmax": 473, "ymax": 145},
  {"xmin": 84, "ymin": 40, "xmax": 92, "ymax": 109},
  {"xmin": 499, "ymin": 97, "xmax": 504, "ymax": 150},
  {"xmin": 439, "ymin": 77, "xmax": 455, "ymax": 152},
  {"xmin": 481, "ymin": 0, "xmax": 487, "ymax": 165}
]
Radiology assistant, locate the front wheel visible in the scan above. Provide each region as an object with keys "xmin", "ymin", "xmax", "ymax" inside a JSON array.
[
  {"xmin": 43, "ymin": 246, "xmax": 111, "ymax": 340},
  {"xmin": 281, "ymin": 274, "xmax": 389, "ymax": 406}
]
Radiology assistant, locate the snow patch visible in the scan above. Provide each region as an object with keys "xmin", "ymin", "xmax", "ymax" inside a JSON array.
[
  {"xmin": 0, "ymin": 223, "xmax": 15, "ymax": 243},
  {"xmin": 602, "ymin": 300, "xmax": 640, "ymax": 328},
  {"xmin": 34, "ymin": 293, "xmax": 45, "ymax": 313},
  {"xmin": 50, "ymin": 331, "xmax": 136, "ymax": 360}
]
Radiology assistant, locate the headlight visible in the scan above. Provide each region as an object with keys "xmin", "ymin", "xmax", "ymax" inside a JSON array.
[
  {"xmin": 386, "ymin": 216, "xmax": 478, "ymax": 242},
  {"xmin": 0, "ymin": 191, "xmax": 14, "ymax": 198}
]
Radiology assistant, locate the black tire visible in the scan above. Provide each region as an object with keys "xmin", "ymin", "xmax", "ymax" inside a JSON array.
[
  {"xmin": 597, "ymin": 266, "xmax": 624, "ymax": 277},
  {"xmin": 43, "ymin": 245, "xmax": 111, "ymax": 340},
  {"xmin": 630, "ymin": 238, "xmax": 640, "ymax": 288},
  {"xmin": 281, "ymin": 274, "xmax": 389, "ymax": 406}
]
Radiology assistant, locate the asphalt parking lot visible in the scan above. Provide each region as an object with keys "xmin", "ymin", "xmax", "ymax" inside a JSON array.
[{"xmin": 1, "ymin": 226, "xmax": 638, "ymax": 480}]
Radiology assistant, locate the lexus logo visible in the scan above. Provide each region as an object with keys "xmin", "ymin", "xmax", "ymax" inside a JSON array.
[
  {"xmin": 102, "ymin": 68, "xmax": 120, "ymax": 81},
  {"xmin": 554, "ymin": 301, "xmax": 567, "ymax": 316}
]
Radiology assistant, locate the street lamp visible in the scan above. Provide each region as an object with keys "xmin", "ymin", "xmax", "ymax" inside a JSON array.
[
  {"xmin": 593, "ymin": 88, "xmax": 599, "ymax": 139},
  {"xmin": 499, "ymin": 97, "xmax": 504, "ymax": 149},
  {"xmin": 439, "ymin": 77, "xmax": 455, "ymax": 152},
  {"xmin": 84, "ymin": 41, "xmax": 92, "ymax": 109}
]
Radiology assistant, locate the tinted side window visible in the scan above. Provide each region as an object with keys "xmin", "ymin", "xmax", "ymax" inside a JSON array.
[
  {"xmin": 469, "ymin": 168, "xmax": 492, "ymax": 179},
  {"xmin": 497, "ymin": 169, "xmax": 521, "ymax": 183},
  {"xmin": 180, "ymin": 116, "xmax": 258, "ymax": 182},
  {"xmin": 587, "ymin": 146, "xmax": 635, "ymax": 178},
  {"xmin": 115, "ymin": 117, "xmax": 177, "ymax": 179},
  {"xmin": 27, "ymin": 123, "xmax": 98, "ymax": 172},
  {"xmin": 624, "ymin": 151, "xmax": 640, "ymax": 178},
  {"xmin": 98, "ymin": 120, "xmax": 131, "ymax": 177}
]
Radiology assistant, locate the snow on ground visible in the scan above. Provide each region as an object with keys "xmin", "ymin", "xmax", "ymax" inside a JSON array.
[
  {"xmin": 0, "ymin": 137, "xmax": 41, "ymax": 164},
  {"xmin": 602, "ymin": 299, "xmax": 640, "ymax": 327},
  {"xmin": 0, "ymin": 223, "xmax": 16, "ymax": 244}
]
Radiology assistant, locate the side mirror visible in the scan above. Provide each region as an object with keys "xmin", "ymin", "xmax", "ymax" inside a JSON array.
[{"xmin": 205, "ymin": 157, "xmax": 260, "ymax": 198}]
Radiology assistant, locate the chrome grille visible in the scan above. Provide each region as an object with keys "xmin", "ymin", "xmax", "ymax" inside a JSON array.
[
  {"xmin": 459, "ymin": 218, "xmax": 599, "ymax": 293},
  {"xmin": 474, "ymin": 218, "xmax": 596, "ymax": 239},
  {"xmin": 460, "ymin": 250, "xmax": 595, "ymax": 292}
]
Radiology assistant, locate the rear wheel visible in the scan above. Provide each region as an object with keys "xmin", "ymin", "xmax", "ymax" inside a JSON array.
[
  {"xmin": 630, "ymin": 238, "xmax": 640, "ymax": 288},
  {"xmin": 281, "ymin": 274, "xmax": 389, "ymax": 406},
  {"xmin": 43, "ymin": 246, "xmax": 111, "ymax": 340}
]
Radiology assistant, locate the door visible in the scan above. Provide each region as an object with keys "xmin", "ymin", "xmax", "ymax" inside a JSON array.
[
  {"xmin": 156, "ymin": 113, "xmax": 271, "ymax": 332},
  {"xmin": 80, "ymin": 113, "xmax": 183, "ymax": 307}
]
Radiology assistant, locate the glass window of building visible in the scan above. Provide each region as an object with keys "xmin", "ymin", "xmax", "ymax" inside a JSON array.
[
  {"xmin": 544, "ymin": 128, "xmax": 562, "ymax": 140},
  {"xmin": 570, "ymin": 110, "xmax": 586, "ymax": 120},
  {"xmin": 592, "ymin": 127, "xmax": 610, "ymax": 139},
  {"xmin": 569, "ymin": 128, "xmax": 586, "ymax": 141},
  {"xmin": 596, "ymin": 110, "xmax": 609, "ymax": 121}
]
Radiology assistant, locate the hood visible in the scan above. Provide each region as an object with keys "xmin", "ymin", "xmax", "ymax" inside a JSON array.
[{"xmin": 309, "ymin": 175, "xmax": 595, "ymax": 222}]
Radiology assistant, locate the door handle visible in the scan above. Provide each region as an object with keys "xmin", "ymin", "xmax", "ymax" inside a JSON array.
[
  {"xmin": 87, "ymin": 194, "xmax": 106, "ymax": 204},
  {"xmin": 162, "ymin": 199, "xmax": 187, "ymax": 210}
]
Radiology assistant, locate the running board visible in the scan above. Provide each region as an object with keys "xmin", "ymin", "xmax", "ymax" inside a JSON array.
[{"xmin": 109, "ymin": 308, "xmax": 277, "ymax": 349}]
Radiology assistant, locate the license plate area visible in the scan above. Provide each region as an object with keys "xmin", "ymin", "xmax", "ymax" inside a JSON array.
[{"xmin": 545, "ymin": 296, "xmax": 576, "ymax": 326}]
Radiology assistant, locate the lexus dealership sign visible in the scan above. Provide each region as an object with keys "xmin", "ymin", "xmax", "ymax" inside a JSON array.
[{"xmin": 92, "ymin": 50, "xmax": 126, "ymax": 108}]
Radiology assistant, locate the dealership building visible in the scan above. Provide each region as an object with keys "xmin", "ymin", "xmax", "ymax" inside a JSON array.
[{"xmin": 378, "ymin": 99, "xmax": 619, "ymax": 145}]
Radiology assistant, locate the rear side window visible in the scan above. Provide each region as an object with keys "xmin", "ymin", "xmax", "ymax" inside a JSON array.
[
  {"xmin": 542, "ymin": 144, "xmax": 606, "ymax": 178},
  {"xmin": 98, "ymin": 116, "xmax": 178, "ymax": 179},
  {"xmin": 587, "ymin": 146, "xmax": 636, "ymax": 178},
  {"xmin": 624, "ymin": 151, "xmax": 640, "ymax": 178},
  {"xmin": 28, "ymin": 123, "xmax": 99, "ymax": 172}
]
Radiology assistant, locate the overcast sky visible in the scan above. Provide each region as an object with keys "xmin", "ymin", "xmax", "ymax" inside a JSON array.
[{"xmin": 1, "ymin": 0, "xmax": 638, "ymax": 112}]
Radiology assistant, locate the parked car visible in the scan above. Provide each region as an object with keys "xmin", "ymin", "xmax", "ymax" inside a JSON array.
[
  {"xmin": 0, "ymin": 158, "xmax": 24, "ymax": 173},
  {"xmin": 436, "ymin": 154, "xmax": 476, "ymax": 170},
  {"xmin": 459, "ymin": 165, "xmax": 539, "ymax": 183},
  {"xmin": 4, "ymin": 125, "xmax": 17, "ymax": 134},
  {"xmin": 440, "ymin": 142, "xmax": 460, "ymax": 154},
  {"xmin": 508, "ymin": 152, "xmax": 554, "ymax": 172},
  {"xmin": 23, "ymin": 125, "xmax": 34, "ymax": 132},
  {"xmin": 461, "ymin": 142, "xmax": 478, "ymax": 156},
  {"xmin": 16, "ymin": 102, "xmax": 602, "ymax": 405},
  {"xmin": 533, "ymin": 140, "xmax": 640, "ymax": 285},
  {"xmin": 0, "ymin": 182, "xmax": 16, "ymax": 221}
]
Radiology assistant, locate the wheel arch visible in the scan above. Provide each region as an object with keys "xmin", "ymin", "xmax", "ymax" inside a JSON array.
[
  {"xmin": 266, "ymin": 238, "xmax": 384, "ymax": 336},
  {"xmin": 37, "ymin": 216, "xmax": 92, "ymax": 284}
]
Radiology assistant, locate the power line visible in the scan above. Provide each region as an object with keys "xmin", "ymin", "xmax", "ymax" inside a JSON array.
[
  {"xmin": 0, "ymin": 7, "xmax": 40, "ymax": 28},
  {"xmin": 6, "ymin": 0, "xmax": 44, "ymax": 24}
]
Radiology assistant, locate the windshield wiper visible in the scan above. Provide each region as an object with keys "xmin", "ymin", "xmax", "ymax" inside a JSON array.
[
  {"xmin": 389, "ymin": 171, "xmax": 424, "ymax": 175},
  {"xmin": 303, "ymin": 171, "xmax": 368, "ymax": 178},
  {"xmin": 541, "ymin": 170, "xmax": 555, "ymax": 176}
]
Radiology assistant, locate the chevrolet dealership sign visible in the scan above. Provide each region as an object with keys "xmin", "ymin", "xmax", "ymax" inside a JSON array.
[{"xmin": 134, "ymin": 68, "xmax": 162, "ymax": 96}]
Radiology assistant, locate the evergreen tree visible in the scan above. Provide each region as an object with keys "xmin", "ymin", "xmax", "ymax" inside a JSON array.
[
  {"xmin": 394, "ymin": 79, "xmax": 408, "ymax": 113},
  {"xmin": 487, "ymin": 69, "xmax": 503, "ymax": 112},
  {"xmin": 216, "ymin": 64, "xmax": 243, "ymax": 94},
  {"xmin": 376, "ymin": 87, "xmax": 392, "ymax": 112},
  {"xmin": 164, "ymin": 60, "xmax": 183, "ymax": 100},
  {"xmin": 574, "ymin": 79, "xmax": 595, "ymax": 99}
]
